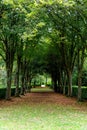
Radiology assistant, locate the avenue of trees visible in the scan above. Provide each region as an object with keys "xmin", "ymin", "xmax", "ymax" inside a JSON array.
[{"xmin": 0, "ymin": 0, "xmax": 87, "ymax": 101}]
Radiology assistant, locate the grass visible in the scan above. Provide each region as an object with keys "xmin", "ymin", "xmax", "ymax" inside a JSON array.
[
  {"xmin": 31, "ymin": 87, "xmax": 53, "ymax": 92},
  {"xmin": 0, "ymin": 103, "xmax": 87, "ymax": 130},
  {"xmin": 0, "ymin": 87, "xmax": 87, "ymax": 130}
]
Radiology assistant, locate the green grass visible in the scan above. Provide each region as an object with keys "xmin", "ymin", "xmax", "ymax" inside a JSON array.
[
  {"xmin": 0, "ymin": 87, "xmax": 87, "ymax": 129},
  {"xmin": 31, "ymin": 87, "xmax": 53, "ymax": 92},
  {"xmin": 0, "ymin": 101, "xmax": 87, "ymax": 130}
]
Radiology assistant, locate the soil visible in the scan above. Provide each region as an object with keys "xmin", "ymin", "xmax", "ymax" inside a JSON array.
[{"xmin": 0, "ymin": 91, "xmax": 87, "ymax": 111}]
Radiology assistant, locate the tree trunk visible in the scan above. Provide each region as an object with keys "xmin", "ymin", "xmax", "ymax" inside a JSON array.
[
  {"xmin": 78, "ymin": 72, "xmax": 82, "ymax": 101},
  {"xmin": 77, "ymin": 48, "xmax": 85, "ymax": 101},
  {"xmin": 15, "ymin": 57, "xmax": 20, "ymax": 97},
  {"xmin": 21, "ymin": 75, "xmax": 25, "ymax": 95},
  {"xmin": 15, "ymin": 71, "xmax": 20, "ymax": 97},
  {"xmin": 24, "ymin": 71, "xmax": 28, "ymax": 93},
  {"xmin": 63, "ymin": 73, "xmax": 67, "ymax": 95},
  {"xmin": 26, "ymin": 72, "xmax": 30, "ymax": 92},
  {"xmin": 28, "ymin": 78, "xmax": 32, "ymax": 92},
  {"xmin": 20, "ymin": 61, "xmax": 26, "ymax": 95},
  {"xmin": 5, "ymin": 49, "xmax": 14, "ymax": 100},
  {"xmin": 21, "ymin": 62, "xmax": 25, "ymax": 95},
  {"xmin": 67, "ymin": 70, "xmax": 72, "ymax": 97},
  {"xmin": 53, "ymin": 79, "xmax": 58, "ymax": 92},
  {"xmin": 58, "ymin": 71, "xmax": 63, "ymax": 93},
  {"xmin": 6, "ymin": 65, "xmax": 12, "ymax": 100},
  {"xmin": 45, "ymin": 75, "xmax": 47, "ymax": 86}
]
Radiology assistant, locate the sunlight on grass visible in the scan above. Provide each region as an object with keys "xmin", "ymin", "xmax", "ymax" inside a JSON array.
[
  {"xmin": 31, "ymin": 87, "xmax": 53, "ymax": 93},
  {"xmin": 0, "ymin": 103, "xmax": 87, "ymax": 130}
]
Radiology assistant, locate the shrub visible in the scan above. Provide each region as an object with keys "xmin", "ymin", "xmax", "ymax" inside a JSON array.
[{"xmin": 0, "ymin": 88, "xmax": 21, "ymax": 99}]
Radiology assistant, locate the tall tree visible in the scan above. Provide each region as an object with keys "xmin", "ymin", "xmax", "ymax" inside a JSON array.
[{"xmin": 0, "ymin": 1, "xmax": 26, "ymax": 99}]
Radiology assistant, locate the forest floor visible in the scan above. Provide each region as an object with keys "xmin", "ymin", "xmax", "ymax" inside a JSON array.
[{"xmin": 0, "ymin": 87, "xmax": 87, "ymax": 130}]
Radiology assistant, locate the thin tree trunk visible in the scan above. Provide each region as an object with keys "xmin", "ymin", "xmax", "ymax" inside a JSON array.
[
  {"xmin": 6, "ymin": 68, "xmax": 12, "ymax": 100},
  {"xmin": 78, "ymin": 72, "xmax": 82, "ymax": 101},
  {"xmin": 59, "ymin": 71, "xmax": 63, "ymax": 93},
  {"xmin": 77, "ymin": 48, "xmax": 85, "ymax": 101},
  {"xmin": 67, "ymin": 70, "xmax": 72, "ymax": 96},
  {"xmin": 5, "ymin": 59, "xmax": 13, "ymax": 100},
  {"xmin": 15, "ymin": 57, "xmax": 21, "ymax": 97},
  {"xmin": 63, "ymin": 72, "xmax": 67, "ymax": 95},
  {"xmin": 21, "ymin": 75, "xmax": 25, "ymax": 95},
  {"xmin": 15, "ymin": 71, "xmax": 20, "ymax": 97},
  {"xmin": 45, "ymin": 75, "xmax": 47, "ymax": 86},
  {"xmin": 26, "ymin": 72, "xmax": 30, "ymax": 92},
  {"xmin": 20, "ymin": 61, "xmax": 26, "ymax": 95},
  {"xmin": 28, "ymin": 78, "xmax": 32, "ymax": 92},
  {"xmin": 5, "ymin": 50, "xmax": 13, "ymax": 100},
  {"xmin": 54, "ymin": 79, "xmax": 58, "ymax": 92},
  {"xmin": 24, "ymin": 72, "xmax": 27, "ymax": 93}
]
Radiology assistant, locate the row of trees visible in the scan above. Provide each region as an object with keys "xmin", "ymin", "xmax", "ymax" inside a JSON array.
[
  {"xmin": 0, "ymin": 0, "xmax": 87, "ymax": 101},
  {"xmin": 43, "ymin": 0, "xmax": 87, "ymax": 101},
  {"xmin": 0, "ymin": 0, "xmax": 40, "ymax": 99}
]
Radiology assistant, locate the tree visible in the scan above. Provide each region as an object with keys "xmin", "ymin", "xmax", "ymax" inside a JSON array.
[
  {"xmin": 73, "ymin": 0, "xmax": 87, "ymax": 101},
  {"xmin": 0, "ymin": 1, "xmax": 26, "ymax": 99}
]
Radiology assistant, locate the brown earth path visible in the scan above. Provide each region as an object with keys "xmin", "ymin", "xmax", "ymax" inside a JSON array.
[{"xmin": 0, "ymin": 90, "xmax": 87, "ymax": 111}]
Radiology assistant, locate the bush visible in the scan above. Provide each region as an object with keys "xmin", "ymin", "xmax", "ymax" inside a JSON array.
[
  {"xmin": 65, "ymin": 86, "xmax": 87, "ymax": 99},
  {"xmin": 0, "ymin": 88, "xmax": 21, "ymax": 99},
  {"xmin": 72, "ymin": 70, "xmax": 78, "ymax": 85},
  {"xmin": 82, "ymin": 70, "xmax": 87, "ymax": 86},
  {"xmin": 0, "ymin": 86, "xmax": 87, "ymax": 100}
]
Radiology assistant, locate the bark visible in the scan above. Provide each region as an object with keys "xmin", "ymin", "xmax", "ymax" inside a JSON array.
[
  {"xmin": 53, "ymin": 78, "xmax": 58, "ymax": 92},
  {"xmin": 20, "ymin": 61, "xmax": 26, "ymax": 95},
  {"xmin": 28, "ymin": 78, "xmax": 32, "ymax": 92},
  {"xmin": 15, "ymin": 57, "xmax": 21, "ymax": 97},
  {"xmin": 59, "ymin": 71, "xmax": 63, "ymax": 93},
  {"xmin": 6, "ymin": 68, "xmax": 12, "ymax": 100},
  {"xmin": 15, "ymin": 72, "xmax": 20, "ymax": 97},
  {"xmin": 67, "ymin": 70, "xmax": 72, "ymax": 97},
  {"xmin": 78, "ymin": 72, "xmax": 82, "ymax": 101},
  {"xmin": 25, "ymin": 72, "xmax": 30, "ymax": 92},
  {"xmin": 77, "ymin": 48, "xmax": 85, "ymax": 101},
  {"xmin": 45, "ymin": 75, "xmax": 47, "ymax": 86},
  {"xmin": 63, "ymin": 73, "xmax": 67, "ymax": 95},
  {"xmin": 24, "ymin": 71, "xmax": 29, "ymax": 93},
  {"xmin": 21, "ymin": 75, "xmax": 25, "ymax": 95},
  {"xmin": 5, "ymin": 48, "xmax": 14, "ymax": 100}
]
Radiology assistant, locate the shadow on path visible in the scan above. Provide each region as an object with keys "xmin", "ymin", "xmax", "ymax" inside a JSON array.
[{"xmin": 0, "ymin": 87, "xmax": 87, "ymax": 111}]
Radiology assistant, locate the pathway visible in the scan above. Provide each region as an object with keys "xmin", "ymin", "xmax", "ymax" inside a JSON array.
[{"xmin": 0, "ymin": 87, "xmax": 87, "ymax": 110}]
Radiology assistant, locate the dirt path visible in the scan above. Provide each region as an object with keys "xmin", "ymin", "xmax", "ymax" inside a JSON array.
[{"xmin": 0, "ymin": 91, "xmax": 87, "ymax": 111}]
